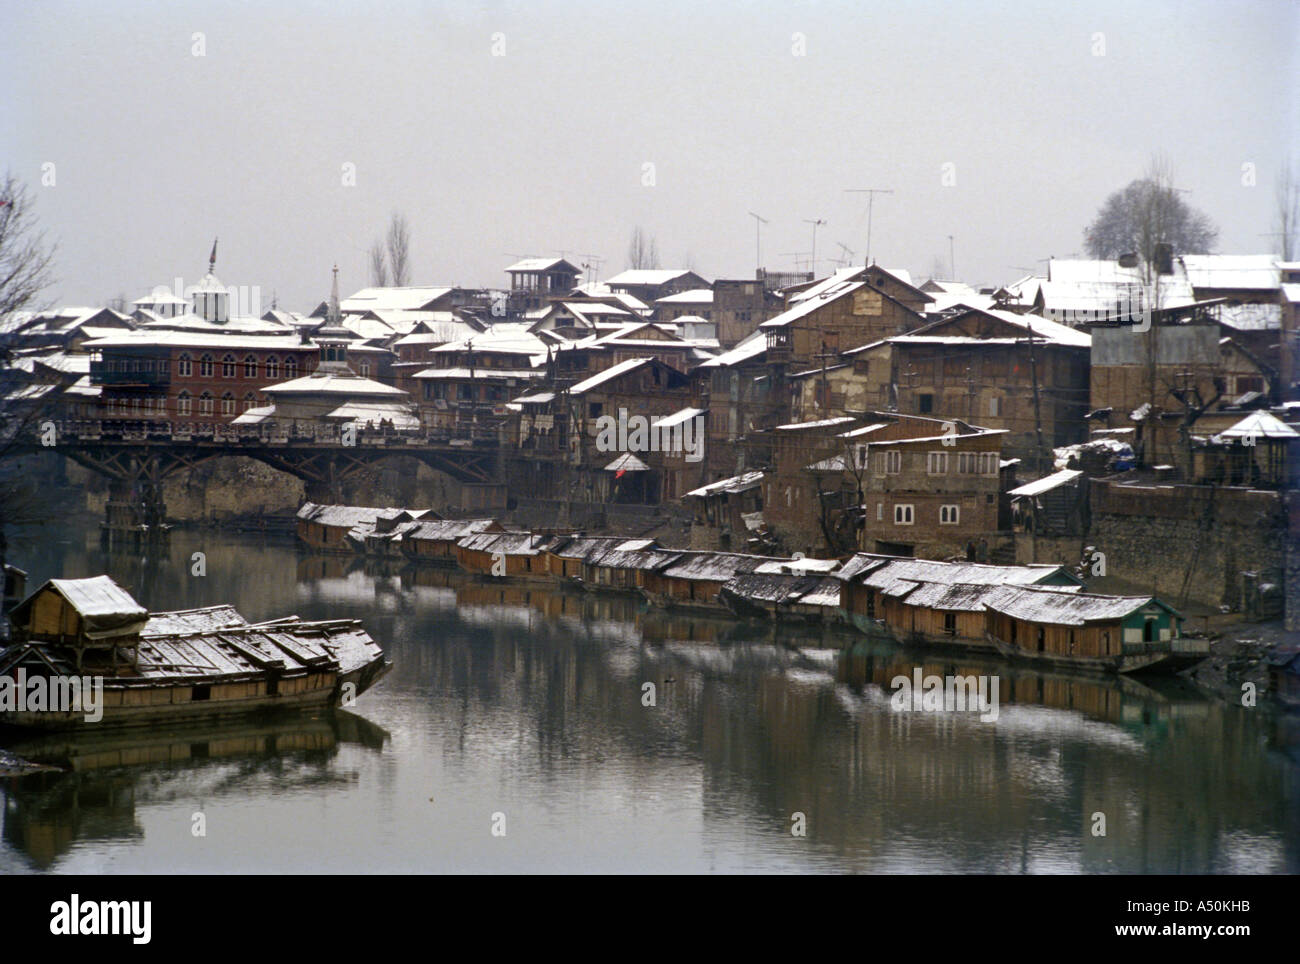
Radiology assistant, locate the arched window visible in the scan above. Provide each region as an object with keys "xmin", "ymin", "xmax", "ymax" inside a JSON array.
[
  {"xmin": 222, "ymin": 353, "xmax": 236, "ymax": 378},
  {"xmin": 178, "ymin": 353, "xmax": 193, "ymax": 377},
  {"xmin": 221, "ymin": 392, "xmax": 234, "ymax": 415},
  {"xmin": 243, "ymin": 392, "xmax": 257, "ymax": 412},
  {"xmin": 359, "ymin": 361, "xmax": 371, "ymax": 378},
  {"xmin": 265, "ymin": 356, "xmax": 280, "ymax": 380},
  {"xmin": 200, "ymin": 354, "xmax": 214, "ymax": 377},
  {"xmin": 284, "ymin": 356, "xmax": 298, "ymax": 378},
  {"xmin": 177, "ymin": 391, "xmax": 192, "ymax": 415},
  {"xmin": 199, "ymin": 391, "xmax": 214, "ymax": 415},
  {"xmin": 244, "ymin": 354, "xmax": 257, "ymax": 378}
]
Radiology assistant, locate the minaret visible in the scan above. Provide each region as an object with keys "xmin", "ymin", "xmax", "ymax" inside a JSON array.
[
  {"xmin": 194, "ymin": 236, "xmax": 229, "ymax": 322},
  {"xmin": 316, "ymin": 263, "xmax": 352, "ymax": 371}
]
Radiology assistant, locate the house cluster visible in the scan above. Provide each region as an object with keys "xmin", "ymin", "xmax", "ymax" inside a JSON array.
[
  {"xmin": 4, "ymin": 243, "xmax": 1298, "ymax": 618},
  {"xmin": 294, "ymin": 501, "xmax": 1207, "ymax": 675}
]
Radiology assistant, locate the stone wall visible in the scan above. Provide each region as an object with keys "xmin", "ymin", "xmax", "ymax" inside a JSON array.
[{"xmin": 1089, "ymin": 481, "xmax": 1285, "ymax": 610}]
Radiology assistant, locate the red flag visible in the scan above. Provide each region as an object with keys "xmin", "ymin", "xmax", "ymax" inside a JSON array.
[{"xmin": 615, "ymin": 468, "xmax": 626, "ymax": 479}]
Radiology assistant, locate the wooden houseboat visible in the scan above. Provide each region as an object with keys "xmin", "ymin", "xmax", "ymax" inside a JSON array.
[
  {"xmin": 401, "ymin": 518, "xmax": 506, "ymax": 565},
  {"xmin": 719, "ymin": 558, "xmax": 842, "ymax": 621},
  {"xmin": 982, "ymin": 586, "xmax": 1202, "ymax": 673},
  {"xmin": 1, "ymin": 576, "xmax": 390, "ymax": 729},
  {"xmin": 580, "ymin": 540, "xmax": 683, "ymax": 592},
  {"xmin": 542, "ymin": 536, "xmax": 628, "ymax": 581},
  {"xmin": 454, "ymin": 531, "xmax": 548, "ymax": 579},
  {"xmin": 295, "ymin": 502, "xmax": 433, "ymax": 553},
  {"xmin": 836, "ymin": 554, "xmax": 1083, "ymax": 637},
  {"xmin": 641, "ymin": 551, "xmax": 792, "ymax": 611}
]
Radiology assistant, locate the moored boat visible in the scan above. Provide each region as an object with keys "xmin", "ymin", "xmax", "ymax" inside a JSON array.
[{"xmin": 0, "ymin": 575, "xmax": 391, "ymax": 729}]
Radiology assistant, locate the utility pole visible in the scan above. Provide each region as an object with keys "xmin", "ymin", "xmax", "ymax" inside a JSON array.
[
  {"xmin": 1025, "ymin": 321, "xmax": 1047, "ymax": 476},
  {"xmin": 803, "ymin": 218, "xmax": 826, "ymax": 275},
  {"xmin": 948, "ymin": 235, "xmax": 955, "ymax": 281},
  {"xmin": 844, "ymin": 188, "xmax": 893, "ymax": 266},
  {"xmin": 748, "ymin": 211, "xmax": 769, "ymax": 274}
]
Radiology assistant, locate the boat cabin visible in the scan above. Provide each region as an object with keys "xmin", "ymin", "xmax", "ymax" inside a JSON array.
[{"xmin": 8, "ymin": 576, "xmax": 149, "ymax": 669}]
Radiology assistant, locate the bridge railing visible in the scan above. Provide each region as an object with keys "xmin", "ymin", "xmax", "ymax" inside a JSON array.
[{"xmin": 34, "ymin": 418, "xmax": 502, "ymax": 448}]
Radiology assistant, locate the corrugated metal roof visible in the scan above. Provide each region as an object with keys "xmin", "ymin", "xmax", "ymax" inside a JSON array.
[
  {"xmin": 684, "ymin": 470, "xmax": 766, "ymax": 498},
  {"xmin": 986, "ymin": 586, "xmax": 1173, "ymax": 625}
]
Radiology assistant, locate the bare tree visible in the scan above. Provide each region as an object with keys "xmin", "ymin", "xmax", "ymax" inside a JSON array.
[
  {"xmin": 386, "ymin": 212, "xmax": 411, "ymax": 286},
  {"xmin": 0, "ymin": 173, "xmax": 56, "ymax": 325},
  {"xmin": 0, "ymin": 172, "xmax": 58, "ymax": 577},
  {"xmin": 1083, "ymin": 155, "xmax": 1218, "ymax": 265},
  {"xmin": 368, "ymin": 239, "xmax": 388, "ymax": 287},
  {"xmin": 627, "ymin": 226, "xmax": 660, "ymax": 270},
  {"xmin": 1276, "ymin": 160, "xmax": 1299, "ymax": 262}
]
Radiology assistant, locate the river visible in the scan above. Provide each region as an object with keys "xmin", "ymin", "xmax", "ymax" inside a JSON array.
[{"xmin": 2, "ymin": 524, "xmax": 1297, "ymax": 873}]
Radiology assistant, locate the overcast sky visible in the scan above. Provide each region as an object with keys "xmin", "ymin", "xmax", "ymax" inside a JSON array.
[{"xmin": 2, "ymin": 0, "xmax": 1296, "ymax": 312}]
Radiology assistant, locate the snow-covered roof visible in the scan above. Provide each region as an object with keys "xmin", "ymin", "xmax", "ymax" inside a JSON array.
[
  {"xmin": 82, "ymin": 331, "xmax": 311, "ymax": 351},
  {"xmin": 697, "ymin": 330, "xmax": 767, "ymax": 368},
  {"xmin": 1181, "ymin": 254, "xmax": 1280, "ymax": 292},
  {"xmin": 684, "ymin": 470, "xmax": 766, "ymax": 498},
  {"xmin": 604, "ymin": 452, "xmax": 650, "ymax": 472},
  {"xmin": 656, "ymin": 288, "xmax": 714, "ymax": 305},
  {"xmin": 986, "ymin": 586, "xmax": 1173, "ymax": 624},
  {"xmin": 326, "ymin": 402, "xmax": 421, "ymax": 431},
  {"xmin": 340, "ymin": 286, "xmax": 454, "ymax": 313},
  {"xmin": 262, "ymin": 371, "xmax": 407, "ymax": 396},
  {"xmin": 761, "ymin": 281, "xmax": 864, "ymax": 328},
  {"xmin": 506, "ymin": 258, "xmax": 573, "ymax": 273},
  {"xmin": 12, "ymin": 576, "xmax": 149, "ymax": 640},
  {"xmin": 605, "ymin": 269, "xmax": 699, "ymax": 287},
  {"xmin": 1006, "ymin": 468, "xmax": 1083, "ymax": 497},
  {"xmin": 1216, "ymin": 303, "xmax": 1281, "ymax": 331},
  {"xmin": 566, "ymin": 357, "xmax": 652, "ymax": 394},
  {"xmin": 1217, "ymin": 410, "xmax": 1299, "ymax": 440},
  {"xmin": 652, "ymin": 407, "xmax": 705, "ymax": 429}
]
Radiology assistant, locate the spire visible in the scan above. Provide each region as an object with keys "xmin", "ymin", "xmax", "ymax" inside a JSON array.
[
  {"xmin": 209, "ymin": 237, "xmax": 218, "ymax": 273},
  {"xmin": 329, "ymin": 264, "xmax": 340, "ymax": 324}
]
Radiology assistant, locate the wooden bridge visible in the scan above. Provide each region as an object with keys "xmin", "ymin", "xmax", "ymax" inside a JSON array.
[{"xmin": 10, "ymin": 419, "xmax": 504, "ymax": 542}]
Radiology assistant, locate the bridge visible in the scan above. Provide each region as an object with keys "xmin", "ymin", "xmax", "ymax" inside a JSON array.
[{"xmin": 10, "ymin": 418, "xmax": 505, "ymax": 542}]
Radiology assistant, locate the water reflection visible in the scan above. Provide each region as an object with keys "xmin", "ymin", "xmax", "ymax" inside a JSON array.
[{"xmin": 2, "ymin": 525, "xmax": 1297, "ymax": 873}]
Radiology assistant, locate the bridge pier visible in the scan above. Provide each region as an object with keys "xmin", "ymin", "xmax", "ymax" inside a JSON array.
[{"xmin": 101, "ymin": 477, "xmax": 171, "ymax": 549}]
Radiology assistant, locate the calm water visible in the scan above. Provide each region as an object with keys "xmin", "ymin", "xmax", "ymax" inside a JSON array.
[{"xmin": 2, "ymin": 524, "xmax": 1297, "ymax": 874}]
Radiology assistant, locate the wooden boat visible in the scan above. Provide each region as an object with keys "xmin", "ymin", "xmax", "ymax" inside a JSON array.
[{"xmin": 0, "ymin": 576, "xmax": 390, "ymax": 729}]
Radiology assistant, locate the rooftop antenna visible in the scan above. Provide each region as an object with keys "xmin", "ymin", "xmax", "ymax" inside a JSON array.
[
  {"xmin": 844, "ymin": 188, "xmax": 892, "ymax": 265},
  {"xmin": 779, "ymin": 251, "xmax": 812, "ymax": 273},
  {"xmin": 835, "ymin": 241, "xmax": 856, "ymax": 268},
  {"xmin": 747, "ymin": 211, "xmax": 769, "ymax": 273},
  {"xmin": 948, "ymin": 235, "xmax": 955, "ymax": 281},
  {"xmin": 579, "ymin": 253, "xmax": 605, "ymax": 287},
  {"xmin": 803, "ymin": 218, "xmax": 827, "ymax": 274}
]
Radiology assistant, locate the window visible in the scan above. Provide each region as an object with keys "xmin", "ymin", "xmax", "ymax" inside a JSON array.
[
  {"xmin": 221, "ymin": 392, "xmax": 234, "ymax": 415},
  {"xmin": 1235, "ymin": 375, "xmax": 1264, "ymax": 395},
  {"xmin": 284, "ymin": 357, "xmax": 298, "ymax": 378},
  {"xmin": 918, "ymin": 393, "xmax": 933, "ymax": 414},
  {"xmin": 265, "ymin": 356, "xmax": 280, "ymax": 379},
  {"xmin": 360, "ymin": 362, "xmax": 370, "ymax": 378},
  {"xmin": 177, "ymin": 391, "xmax": 192, "ymax": 415},
  {"xmin": 988, "ymin": 396, "xmax": 1002, "ymax": 416},
  {"xmin": 589, "ymin": 403, "xmax": 603, "ymax": 419},
  {"xmin": 876, "ymin": 502, "xmax": 883, "ymax": 521},
  {"xmin": 178, "ymin": 353, "xmax": 193, "ymax": 377},
  {"xmin": 199, "ymin": 354, "xmax": 214, "ymax": 377},
  {"xmin": 243, "ymin": 392, "xmax": 256, "ymax": 412},
  {"xmin": 199, "ymin": 391, "xmax": 213, "ymax": 415},
  {"xmin": 244, "ymin": 355, "xmax": 257, "ymax": 378},
  {"xmin": 876, "ymin": 450, "xmax": 902, "ymax": 475},
  {"xmin": 855, "ymin": 444, "xmax": 870, "ymax": 470},
  {"xmin": 958, "ymin": 452, "xmax": 998, "ymax": 475},
  {"xmin": 940, "ymin": 504, "xmax": 960, "ymax": 525},
  {"xmin": 927, "ymin": 451, "xmax": 949, "ymax": 475},
  {"xmin": 943, "ymin": 612, "xmax": 957, "ymax": 636},
  {"xmin": 894, "ymin": 504, "xmax": 914, "ymax": 525},
  {"xmin": 222, "ymin": 354, "xmax": 236, "ymax": 378}
]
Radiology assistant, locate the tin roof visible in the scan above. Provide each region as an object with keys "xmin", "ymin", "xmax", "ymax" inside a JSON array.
[{"xmin": 11, "ymin": 576, "xmax": 150, "ymax": 640}]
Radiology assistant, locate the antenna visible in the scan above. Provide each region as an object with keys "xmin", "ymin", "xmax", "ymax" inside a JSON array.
[
  {"xmin": 803, "ymin": 218, "xmax": 827, "ymax": 274},
  {"xmin": 835, "ymin": 241, "xmax": 856, "ymax": 267},
  {"xmin": 948, "ymin": 235, "xmax": 955, "ymax": 281},
  {"xmin": 778, "ymin": 252, "xmax": 812, "ymax": 273},
  {"xmin": 844, "ymin": 188, "xmax": 893, "ymax": 265},
  {"xmin": 747, "ymin": 211, "xmax": 769, "ymax": 273}
]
